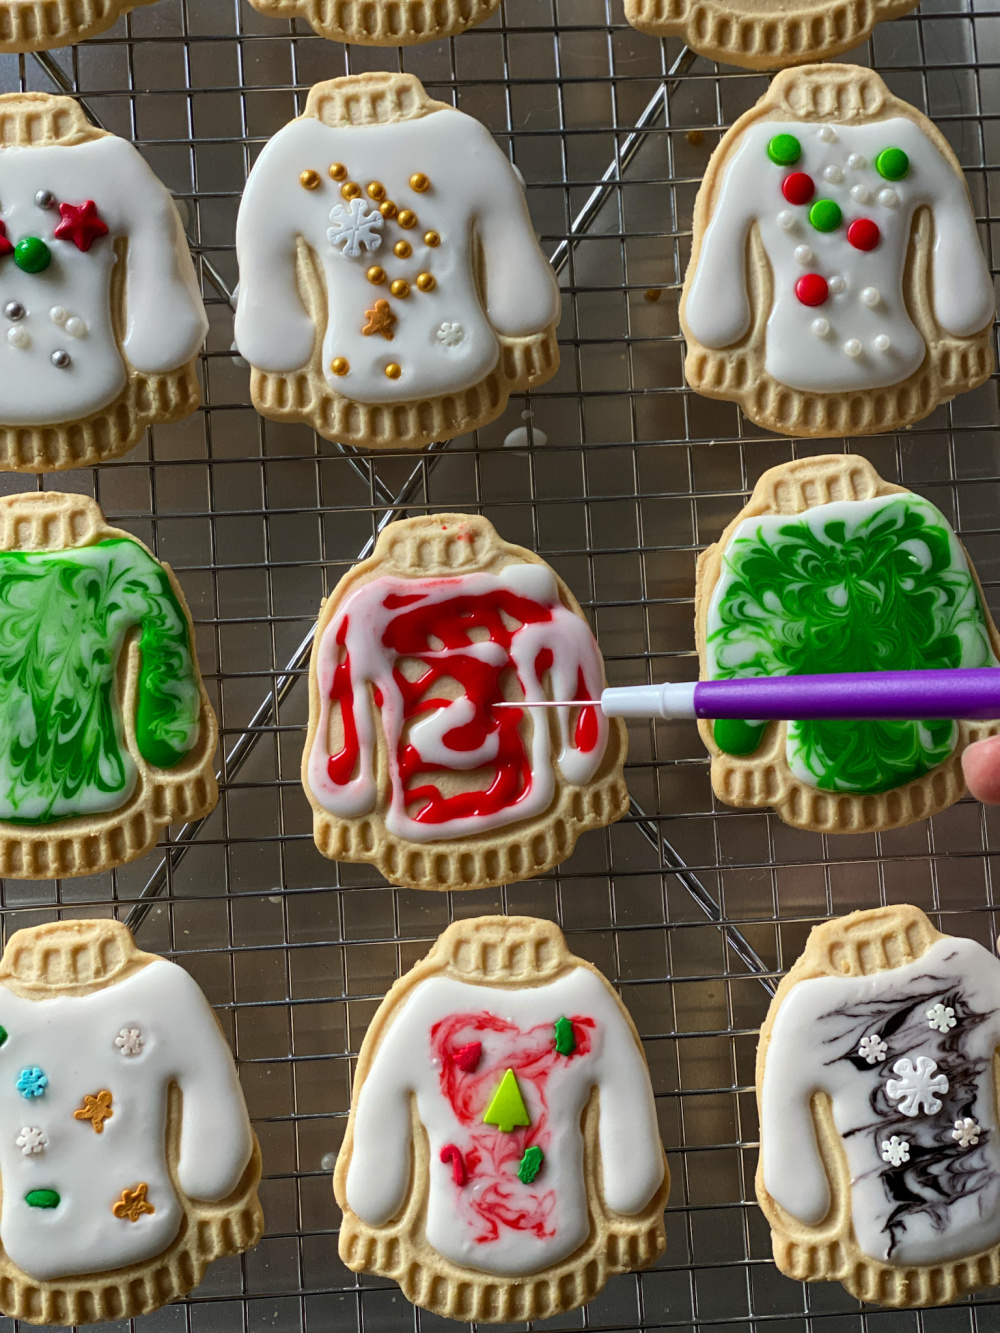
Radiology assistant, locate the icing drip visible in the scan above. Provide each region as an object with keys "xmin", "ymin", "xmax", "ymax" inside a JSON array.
[{"xmin": 706, "ymin": 495, "xmax": 998, "ymax": 793}]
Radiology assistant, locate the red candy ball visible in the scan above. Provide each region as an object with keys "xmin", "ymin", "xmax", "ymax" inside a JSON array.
[
  {"xmin": 782, "ymin": 172, "xmax": 815, "ymax": 206},
  {"xmin": 795, "ymin": 273, "xmax": 829, "ymax": 307},
  {"xmin": 847, "ymin": 218, "xmax": 880, "ymax": 251}
]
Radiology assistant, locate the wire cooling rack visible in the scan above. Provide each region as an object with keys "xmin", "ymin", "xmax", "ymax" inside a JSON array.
[{"xmin": 2, "ymin": 0, "xmax": 1000, "ymax": 1328}]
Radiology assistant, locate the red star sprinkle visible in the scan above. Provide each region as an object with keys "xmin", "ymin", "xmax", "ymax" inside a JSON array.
[
  {"xmin": 53, "ymin": 200, "xmax": 108, "ymax": 252},
  {"xmin": 0, "ymin": 221, "xmax": 13, "ymax": 257}
]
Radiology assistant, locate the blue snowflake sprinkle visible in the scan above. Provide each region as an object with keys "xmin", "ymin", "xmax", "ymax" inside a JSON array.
[{"xmin": 16, "ymin": 1068, "xmax": 48, "ymax": 1099}]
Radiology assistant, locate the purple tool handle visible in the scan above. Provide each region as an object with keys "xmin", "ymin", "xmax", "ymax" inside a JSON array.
[{"xmin": 693, "ymin": 668, "xmax": 1000, "ymax": 721}]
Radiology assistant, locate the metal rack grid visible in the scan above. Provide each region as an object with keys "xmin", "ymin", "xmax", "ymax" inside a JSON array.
[{"xmin": 1, "ymin": 0, "xmax": 999, "ymax": 1328}]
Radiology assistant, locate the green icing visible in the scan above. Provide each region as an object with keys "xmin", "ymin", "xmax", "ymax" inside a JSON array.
[
  {"xmin": 0, "ymin": 538, "xmax": 201, "ymax": 824},
  {"xmin": 706, "ymin": 496, "xmax": 998, "ymax": 794}
]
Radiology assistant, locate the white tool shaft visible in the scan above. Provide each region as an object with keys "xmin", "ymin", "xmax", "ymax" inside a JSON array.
[{"xmin": 599, "ymin": 682, "xmax": 697, "ymax": 719}]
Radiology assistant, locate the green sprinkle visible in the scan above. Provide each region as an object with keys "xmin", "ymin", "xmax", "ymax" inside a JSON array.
[
  {"xmin": 518, "ymin": 1145, "xmax": 544, "ymax": 1185},
  {"xmin": 808, "ymin": 199, "xmax": 842, "ymax": 232},
  {"xmin": 714, "ymin": 718, "xmax": 767, "ymax": 757},
  {"xmin": 13, "ymin": 237, "xmax": 51, "ymax": 274},
  {"xmin": 483, "ymin": 1068, "xmax": 530, "ymax": 1133},
  {"xmin": 0, "ymin": 1026, "xmax": 8, "ymax": 1048},
  {"xmin": 25, "ymin": 1189, "xmax": 59, "ymax": 1209},
  {"xmin": 875, "ymin": 147, "xmax": 909, "ymax": 181},
  {"xmin": 554, "ymin": 1016, "xmax": 576, "ymax": 1056},
  {"xmin": 767, "ymin": 134, "xmax": 801, "ymax": 166}
]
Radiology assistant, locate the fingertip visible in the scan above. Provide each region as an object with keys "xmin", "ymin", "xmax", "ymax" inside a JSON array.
[{"xmin": 962, "ymin": 735, "xmax": 1000, "ymax": 805}]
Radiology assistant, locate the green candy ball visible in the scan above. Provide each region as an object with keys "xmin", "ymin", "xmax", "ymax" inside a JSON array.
[
  {"xmin": 809, "ymin": 198, "xmax": 843, "ymax": 232},
  {"xmin": 875, "ymin": 147, "xmax": 909, "ymax": 181},
  {"xmin": 767, "ymin": 133, "xmax": 801, "ymax": 166},
  {"xmin": 13, "ymin": 236, "xmax": 51, "ymax": 274}
]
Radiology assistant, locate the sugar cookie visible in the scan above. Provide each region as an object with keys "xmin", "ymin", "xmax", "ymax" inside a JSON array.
[
  {"xmin": 0, "ymin": 0, "xmax": 157, "ymax": 52},
  {"xmin": 245, "ymin": 0, "xmax": 499, "ymax": 45}
]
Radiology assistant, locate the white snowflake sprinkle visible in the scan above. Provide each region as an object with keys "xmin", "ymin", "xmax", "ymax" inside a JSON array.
[
  {"xmin": 115, "ymin": 1026, "xmax": 144, "ymax": 1057},
  {"xmin": 858, "ymin": 1033, "xmax": 887, "ymax": 1065},
  {"xmin": 881, "ymin": 1135, "xmax": 910, "ymax": 1167},
  {"xmin": 436, "ymin": 322, "xmax": 465, "ymax": 348},
  {"xmin": 885, "ymin": 1055, "xmax": 949, "ymax": 1117},
  {"xmin": 16, "ymin": 1126, "xmax": 47, "ymax": 1155},
  {"xmin": 327, "ymin": 198, "xmax": 384, "ymax": 259},
  {"xmin": 953, "ymin": 1117, "xmax": 981, "ymax": 1148},
  {"xmin": 927, "ymin": 1003, "xmax": 957, "ymax": 1033}
]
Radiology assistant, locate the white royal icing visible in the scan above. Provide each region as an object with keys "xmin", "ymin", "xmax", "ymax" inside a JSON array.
[
  {"xmin": 0, "ymin": 137, "xmax": 207, "ymax": 426},
  {"xmin": 234, "ymin": 109, "xmax": 560, "ymax": 404},
  {"xmin": 307, "ymin": 562, "xmax": 610, "ymax": 842},
  {"xmin": 0, "ymin": 958, "xmax": 253, "ymax": 1281},
  {"xmin": 344, "ymin": 967, "xmax": 664, "ymax": 1276},
  {"xmin": 685, "ymin": 118, "xmax": 994, "ymax": 392},
  {"xmin": 760, "ymin": 934, "xmax": 1000, "ymax": 1266}
]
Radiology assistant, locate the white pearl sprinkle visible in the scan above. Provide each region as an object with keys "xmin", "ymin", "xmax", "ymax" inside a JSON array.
[
  {"xmin": 828, "ymin": 275, "xmax": 846, "ymax": 295},
  {"xmin": 817, "ymin": 125, "xmax": 838, "ymax": 143},
  {"xmin": 878, "ymin": 187, "xmax": 899, "ymax": 208},
  {"xmin": 7, "ymin": 326, "xmax": 29, "ymax": 349},
  {"xmin": 64, "ymin": 317, "xmax": 86, "ymax": 338},
  {"xmin": 860, "ymin": 286, "xmax": 880, "ymax": 308},
  {"xmin": 847, "ymin": 153, "xmax": 867, "ymax": 170},
  {"xmin": 49, "ymin": 306, "xmax": 68, "ymax": 326},
  {"xmin": 811, "ymin": 317, "xmax": 830, "ymax": 337},
  {"xmin": 794, "ymin": 244, "xmax": 814, "ymax": 266},
  {"xmin": 850, "ymin": 184, "xmax": 871, "ymax": 204},
  {"xmin": 823, "ymin": 165, "xmax": 844, "ymax": 185},
  {"xmin": 844, "ymin": 338, "xmax": 863, "ymax": 358},
  {"xmin": 873, "ymin": 334, "xmax": 891, "ymax": 352},
  {"xmin": 777, "ymin": 209, "xmax": 797, "ymax": 231}
]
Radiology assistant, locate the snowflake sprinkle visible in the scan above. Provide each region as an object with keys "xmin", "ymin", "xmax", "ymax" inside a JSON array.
[
  {"xmin": 881, "ymin": 1135, "xmax": 910, "ymax": 1167},
  {"xmin": 953, "ymin": 1117, "xmax": 982, "ymax": 1148},
  {"xmin": 115, "ymin": 1027, "xmax": 144, "ymax": 1057},
  {"xmin": 16, "ymin": 1126, "xmax": 47, "ymax": 1156},
  {"xmin": 885, "ymin": 1055, "xmax": 949, "ymax": 1117},
  {"xmin": 858, "ymin": 1033, "xmax": 887, "ymax": 1065},
  {"xmin": 926, "ymin": 1003, "xmax": 957, "ymax": 1033},
  {"xmin": 436, "ymin": 322, "xmax": 465, "ymax": 348},
  {"xmin": 327, "ymin": 199, "xmax": 384, "ymax": 259},
  {"xmin": 16, "ymin": 1067, "xmax": 48, "ymax": 1100}
]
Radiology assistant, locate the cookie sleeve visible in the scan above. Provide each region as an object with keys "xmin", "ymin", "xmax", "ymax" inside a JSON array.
[
  {"xmin": 918, "ymin": 133, "xmax": 995, "ymax": 337},
  {"xmin": 594, "ymin": 989, "xmax": 666, "ymax": 1215},
  {"xmin": 683, "ymin": 134, "xmax": 757, "ymax": 349}
]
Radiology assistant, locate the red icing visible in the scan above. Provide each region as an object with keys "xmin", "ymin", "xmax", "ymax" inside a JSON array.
[
  {"xmin": 455, "ymin": 1041, "xmax": 482, "ymax": 1073},
  {"xmin": 847, "ymin": 217, "xmax": 880, "ymax": 251},
  {"xmin": 326, "ymin": 619, "xmax": 360, "ymax": 786},
  {"xmin": 430, "ymin": 1010, "xmax": 594, "ymax": 1244},
  {"xmin": 441, "ymin": 1144, "xmax": 467, "ymax": 1186},
  {"xmin": 795, "ymin": 273, "xmax": 829, "ymax": 307},
  {"xmin": 0, "ymin": 222, "xmax": 12, "ymax": 257},
  {"xmin": 781, "ymin": 172, "xmax": 814, "ymax": 206},
  {"xmin": 53, "ymin": 200, "xmax": 108, "ymax": 252}
]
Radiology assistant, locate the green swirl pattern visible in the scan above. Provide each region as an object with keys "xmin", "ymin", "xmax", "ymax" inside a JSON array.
[
  {"xmin": 706, "ymin": 496, "xmax": 998, "ymax": 793},
  {"xmin": 0, "ymin": 538, "xmax": 201, "ymax": 824}
]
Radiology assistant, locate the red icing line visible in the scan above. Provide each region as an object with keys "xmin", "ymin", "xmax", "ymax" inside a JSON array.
[
  {"xmin": 847, "ymin": 217, "xmax": 880, "ymax": 251},
  {"xmin": 455, "ymin": 1041, "xmax": 482, "ymax": 1073},
  {"xmin": 430, "ymin": 1010, "xmax": 595, "ymax": 1244},
  {"xmin": 795, "ymin": 273, "xmax": 829, "ymax": 307},
  {"xmin": 781, "ymin": 172, "xmax": 814, "ymax": 206},
  {"xmin": 440, "ymin": 1144, "xmax": 467, "ymax": 1186},
  {"xmin": 326, "ymin": 618, "xmax": 360, "ymax": 786}
]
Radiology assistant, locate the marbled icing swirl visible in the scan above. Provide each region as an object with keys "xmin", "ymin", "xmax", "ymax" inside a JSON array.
[{"xmin": 706, "ymin": 495, "xmax": 998, "ymax": 792}]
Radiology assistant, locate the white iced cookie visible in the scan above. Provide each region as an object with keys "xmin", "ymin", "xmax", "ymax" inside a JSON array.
[
  {"xmin": 244, "ymin": 0, "xmax": 499, "ymax": 45},
  {"xmin": 336, "ymin": 915, "xmax": 670, "ymax": 1322},
  {"xmin": 680, "ymin": 65, "xmax": 995, "ymax": 437},
  {"xmin": 234, "ymin": 72, "xmax": 561, "ymax": 450},
  {"xmin": 0, "ymin": 919, "xmax": 262, "ymax": 1324}
]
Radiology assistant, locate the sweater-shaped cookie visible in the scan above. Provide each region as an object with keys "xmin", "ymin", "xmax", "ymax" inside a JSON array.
[
  {"xmin": 0, "ymin": 919, "xmax": 262, "ymax": 1324},
  {"xmin": 302, "ymin": 513, "xmax": 628, "ymax": 890},
  {"xmin": 0, "ymin": 94, "xmax": 207, "ymax": 472},
  {"xmin": 245, "ymin": 0, "xmax": 499, "ymax": 45},
  {"xmin": 625, "ymin": 0, "xmax": 917, "ymax": 71},
  {"xmin": 680, "ymin": 66, "xmax": 995, "ymax": 437},
  {"xmin": 336, "ymin": 916, "xmax": 669, "ymax": 1321},
  {"xmin": 235, "ymin": 73, "xmax": 560, "ymax": 451},
  {"xmin": 757, "ymin": 904, "xmax": 1000, "ymax": 1307},
  {"xmin": 696, "ymin": 454, "xmax": 1000, "ymax": 833},
  {"xmin": 0, "ymin": 0, "xmax": 157, "ymax": 52},
  {"xmin": 0, "ymin": 491, "xmax": 218, "ymax": 878}
]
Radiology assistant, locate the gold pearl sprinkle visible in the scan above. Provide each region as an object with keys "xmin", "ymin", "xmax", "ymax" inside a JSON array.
[
  {"xmin": 380, "ymin": 201, "xmax": 398, "ymax": 220},
  {"xmin": 397, "ymin": 209, "xmax": 417, "ymax": 229},
  {"xmin": 394, "ymin": 240, "xmax": 412, "ymax": 259},
  {"xmin": 385, "ymin": 363, "xmax": 402, "ymax": 380},
  {"xmin": 409, "ymin": 172, "xmax": 430, "ymax": 193},
  {"xmin": 366, "ymin": 181, "xmax": 386, "ymax": 201},
  {"xmin": 424, "ymin": 230, "xmax": 441, "ymax": 247},
  {"xmin": 367, "ymin": 266, "xmax": 386, "ymax": 286},
  {"xmin": 416, "ymin": 272, "xmax": 436, "ymax": 292},
  {"xmin": 390, "ymin": 279, "xmax": 411, "ymax": 299},
  {"xmin": 299, "ymin": 169, "xmax": 321, "ymax": 190},
  {"xmin": 329, "ymin": 163, "xmax": 348, "ymax": 181},
  {"xmin": 341, "ymin": 182, "xmax": 362, "ymax": 200},
  {"xmin": 330, "ymin": 357, "xmax": 350, "ymax": 376}
]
